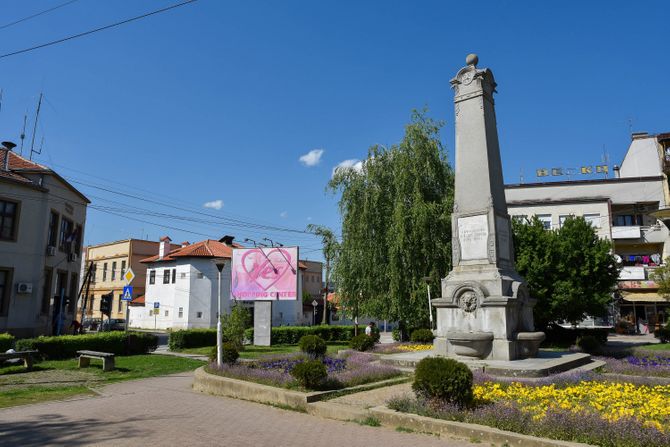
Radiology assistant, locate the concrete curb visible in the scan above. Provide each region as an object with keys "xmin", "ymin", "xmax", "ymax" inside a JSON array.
[
  {"xmin": 192, "ymin": 366, "xmax": 409, "ymax": 408},
  {"xmin": 369, "ymin": 406, "xmax": 592, "ymax": 447}
]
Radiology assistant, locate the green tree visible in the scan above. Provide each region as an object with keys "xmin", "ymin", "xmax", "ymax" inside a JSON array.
[
  {"xmin": 513, "ymin": 216, "xmax": 619, "ymax": 328},
  {"xmin": 328, "ymin": 109, "xmax": 454, "ymax": 330},
  {"xmin": 306, "ymin": 224, "xmax": 340, "ymax": 324},
  {"xmin": 221, "ymin": 303, "xmax": 251, "ymax": 350},
  {"xmin": 650, "ymin": 258, "xmax": 670, "ymax": 299}
]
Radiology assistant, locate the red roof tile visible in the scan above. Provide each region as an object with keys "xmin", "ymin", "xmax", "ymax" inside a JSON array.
[{"xmin": 141, "ymin": 239, "xmax": 236, "ymax": 263}]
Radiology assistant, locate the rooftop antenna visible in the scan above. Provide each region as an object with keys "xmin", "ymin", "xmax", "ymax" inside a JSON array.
[
  {"xmin": 601, "ymin": 145, "xmax": 609, "ymax": 179},
  {"xmin": 29, "ymin": 92, "xmax": 43, "ymax": 161},
  {"xmin": 519, "ymin": 167, "xmax": 525, "ymax": 184},
  {"xmin": 19, "ymin": 114, "xmax": 27, "ymax": 156}
]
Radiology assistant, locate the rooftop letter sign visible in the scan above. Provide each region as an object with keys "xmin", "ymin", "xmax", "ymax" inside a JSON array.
[{"xmin": 231, "ymin": 247, "xmax": 298, "ymax": 300}]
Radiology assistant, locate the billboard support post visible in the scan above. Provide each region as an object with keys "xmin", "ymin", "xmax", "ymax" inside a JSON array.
[{"xmin": 254, "ymin": 301, "xmax": 272, "ymax": 346}]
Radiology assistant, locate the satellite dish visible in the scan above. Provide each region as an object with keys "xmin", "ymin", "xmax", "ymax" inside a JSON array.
[{"xmin": 614, "ymin": 254, "xmax": 622, "ymax": 264}]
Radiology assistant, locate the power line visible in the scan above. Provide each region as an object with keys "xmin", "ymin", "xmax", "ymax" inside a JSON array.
[
  {"xmin": 0, "ymin": 0, "xmax": 80, "ymax": 31},
  {"xmin": 0, "ymin": 0, "xmax": 199, "ymax": 59}
]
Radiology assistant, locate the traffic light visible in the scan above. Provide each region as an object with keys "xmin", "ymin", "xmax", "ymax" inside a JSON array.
[{"xmin": 100, "ymin": 292, "xmax": 113, "ymax": 317}]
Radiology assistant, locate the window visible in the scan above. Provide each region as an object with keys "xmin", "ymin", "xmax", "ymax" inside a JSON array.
[
  {"xmin": 0, "ymin": 199, "xmax": 19, "ymax": 241},
  {"xmin": 74, "ymin": 225, "xmax": 82, "ymax": 255},
  {"xmin": 102, "ymin": 263, "xmax": 108, "ymax": 282},
  {"xmin": 121, "ymin": 260, "xmax": 126, "ymax": 275},
  {"xmin": 41, "ymin": 268, "xmax": 52, "ymax": 314},
  {"xmin": 196, "ymin": 311, "xmax": 203, "ymax": 318},
  {"xmin": 149, "ymin": 270, "xmax": 155, "ymax": 284},
  {"xmin": 178, "ymin": 307, "xmax": 183, "ymax": 318},
  {"xmin": 163, "ymin": 269, "xmax": 170, "ymax": 284},
  {"xmin": 180, "ymin": 272, "xmax": 186, "ymax": 279},
  {"xmin": 172, "ymin": 269, "xmax": 176, "ymax": 283},
  {"xmin": 164, "ymin": 310, "xmax": 169, "ymax": 317},
  {"xmin": 118, "ymin": 294, "xmax": 123, "ymax": 313},
  {"xmin": 614, "ymin": 214, "xmax": 642, "ymax": 226},
  {"xmin": 584, "ymin": 213, "xmax": 601, "ymax": 228},
  {"xmin": 536, "ymin": 214, "xmax": 552, "ymax": 230},
  {"xmin": 59, "ymin": 217, "xmax": 74, "ymax": 251},
  {"xmin": 0, "ymin": 268, "xmax": 12, "ymax": 316},
  {"xmin": 47, "ymin": 211, "xmax": 59, "ymax": 247},
  {"xmin": 197, "ymin": 272, "xmax": 204, "ymax": 279},
  {"xmin": 559, "ymin": 215, "xmax": 572, "ymax": 228},
  {"xmin": 112, "ymin": 262, "xmax": 117, "ymax": 281}
]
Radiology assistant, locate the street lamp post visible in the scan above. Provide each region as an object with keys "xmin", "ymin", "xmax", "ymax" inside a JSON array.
[
  {"xmin": 215, "ymin": 260, "xmax": 226, "ymax": 367},
  {"xmin": 423, "ymin": 276, "xmax": 434, "ymax": 330}
]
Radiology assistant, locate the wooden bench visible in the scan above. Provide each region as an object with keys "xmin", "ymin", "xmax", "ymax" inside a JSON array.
[
  {"xmin": 0, "ymin": 350, "xmax": 38, "ymax": 371},
  {"xmin": 77, "ymin": 350, "xmax": 115, "ymax": 372}
]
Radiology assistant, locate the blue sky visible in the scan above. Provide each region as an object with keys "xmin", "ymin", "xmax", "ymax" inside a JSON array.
[{"xmin": 1, "ymin": 0, "xmax": 668, "ymax": 261}]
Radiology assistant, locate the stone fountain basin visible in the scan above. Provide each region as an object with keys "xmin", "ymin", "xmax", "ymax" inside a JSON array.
[
  {"xmin": 446, "ymin": 331, "xmax": 494, "ymax": 358},
  {"xmin": 515, "ymin": 331, "xmax": 545, "ymax": 358}
]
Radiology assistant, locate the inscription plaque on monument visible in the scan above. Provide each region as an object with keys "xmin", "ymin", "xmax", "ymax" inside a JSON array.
[
  {"xmin": 458, "ymin": 214, "xmax": 489, "ymax": 260},
  {"xmin": 496, "ymin": 216, "xmax": 511, "ymax": 260}
]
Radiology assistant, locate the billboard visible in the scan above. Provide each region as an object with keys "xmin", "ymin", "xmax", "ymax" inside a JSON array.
[{"xmin": 231, "ymin": 247, "xmax": 299, "ymax": 300}]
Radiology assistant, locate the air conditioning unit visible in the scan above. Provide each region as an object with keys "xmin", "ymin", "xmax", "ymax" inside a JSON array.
[
  {"xmin": 68, "ymin": 253, "xmax": 77, "ymax": 262},
  {"xmin": 17, "ymin": 283, "xmax": 33, "ymax": 294},
  {"xmin": 46, "ymin": 246, "xmax": 56, "ymax": 256}
]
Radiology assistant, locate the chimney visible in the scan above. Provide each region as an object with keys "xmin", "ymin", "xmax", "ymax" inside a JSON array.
[
  {"xmin": 159, "ymin": 236, "xmax": 172, "ymax": 259},
  {"xmin": 1, "ymin": 141, "xmax": 16, "ymax": 171},
  {"xmin": 181, "ymin": 241, "xmax": 190, "ymax": 248},
  {"xmin": 631, "ymin": 132, "xmax": 649, "ymax": 140},
  {"xmin": 219, "ymin": 235, "xmax": 235, "ymax": 246},
  {"xmin": 613, "ymin": 165, "xmax": 621, "ymax": 178}
]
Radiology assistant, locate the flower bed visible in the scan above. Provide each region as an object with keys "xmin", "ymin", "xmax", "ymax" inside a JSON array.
[
  {"xmin": 372, "ymin": 343, "xmax": 433, "ymax": 354},
  {"xmin": 389, "ymin": 375, "xmax": 670, "ymax": 447},
  {"xmin": 599, "ymin": 351, "xmax": 670, "ymax": 378},
  {"xmin": 206, "ymin": 350, "xmax": 402, "ymax": 391}
]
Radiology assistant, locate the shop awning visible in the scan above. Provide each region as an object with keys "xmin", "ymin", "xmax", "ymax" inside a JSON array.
[{"xmin": 621, "ymin": 292, "xmax": 670, "ymax": 303}]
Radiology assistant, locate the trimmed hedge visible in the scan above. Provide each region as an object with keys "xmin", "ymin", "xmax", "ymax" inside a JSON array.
[
  {"xmin": 0, "ymin": 333, "xmax": 15, "ymax": 351},
  {"xmin": 15, "ymin": 332, "xmax": 158, "ymax": 360},
  {"xmin": 349, "ymin": 333, "xmax": 375, "ymax": 351},
  {"xmin": 169, "ymin": 329, "xmax": 218, "ymax": 350},
  {"xmin": 543, "ymin": 325, "xmax": 609, "ymax": 346},
  {"xmin": 298, "ymin": 335, "xmax": 327, "ymax": 358},
  {"xmin": 413, "ymin": 357, "xmax": 473, "ymax": 407},
  {"xmin": 244, "ymin": 325, "xmax": 356, "ymax": 345},
  {"xmin": 410, "ymin": 329, "xmax": 435, "ymax": 343}
]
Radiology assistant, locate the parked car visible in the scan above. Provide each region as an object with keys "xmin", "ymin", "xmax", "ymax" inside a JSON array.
[
  {"xmin": 82, "ymin": 318, "xmax": 101, "ymax": 332},
  {"xmin": 101, "ymin": 319, "xmax": 126, "ymax": 331}
]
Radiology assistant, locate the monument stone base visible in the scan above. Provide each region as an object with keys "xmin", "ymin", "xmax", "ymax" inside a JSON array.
[{"xmin": 380, "ymin": 349, "xmax": 603, "ymax": 378}]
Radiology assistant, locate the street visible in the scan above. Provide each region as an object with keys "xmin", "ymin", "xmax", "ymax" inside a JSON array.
[{"xmin": 0, "ymin": 372, "xmax": 476, "ymax": 447}]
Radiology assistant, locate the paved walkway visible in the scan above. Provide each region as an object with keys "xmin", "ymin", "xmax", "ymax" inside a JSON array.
[{"xmin": 0, "ymin": 372, "xmax": 476, "ymax": 447}]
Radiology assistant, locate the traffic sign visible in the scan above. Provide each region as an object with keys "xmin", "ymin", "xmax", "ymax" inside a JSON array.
[
  {"xmin": 123, "ymin": 268, "xmax": 135, "ymax": 285},
  {"xmin": 121, "ymin": 286, "xmax": 133, "ymax": 301},
  {"xmin": 154, "ymin": 302, "xmax": 160, "ymax": 309}
]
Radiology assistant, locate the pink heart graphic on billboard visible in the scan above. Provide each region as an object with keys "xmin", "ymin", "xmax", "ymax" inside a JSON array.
[{"xmin": 241, "ymin": 248, "xmax": 293, "ymax": 291}]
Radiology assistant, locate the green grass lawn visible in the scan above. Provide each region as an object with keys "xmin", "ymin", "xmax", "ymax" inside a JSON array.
[
  {"xmin": 639, "ymin": 343, "xmax": 670, "ymax": 351},
  {"xmin": 0, "ymin": 354, "xmax": 204, "ymax": 409},
  {"xmin": 177, "ymin": 343, "xmax": 350, "ymax": 359}
]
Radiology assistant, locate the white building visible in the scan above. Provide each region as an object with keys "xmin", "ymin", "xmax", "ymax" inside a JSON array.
[
  {"xmin": 128, "ymin": 237, "xmax": 309, "ymax": 330},
  {"xmin": 0, "ymin": 144, "xmax": 89, "ymax": 337},
  {"xmin": 505, "ymin": 131, "xmax": 670, "ymax": 328}
]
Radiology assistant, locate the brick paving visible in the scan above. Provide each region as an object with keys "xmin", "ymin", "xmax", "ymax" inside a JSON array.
[{"xmin": 0, "ymin": 372, "xmax": 477, "ymax": 446}]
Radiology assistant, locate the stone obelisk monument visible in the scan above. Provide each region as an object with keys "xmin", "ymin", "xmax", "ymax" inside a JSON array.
[{"xmin": 432, "ymin": 54, "xmax": 544, "ymax": 361}]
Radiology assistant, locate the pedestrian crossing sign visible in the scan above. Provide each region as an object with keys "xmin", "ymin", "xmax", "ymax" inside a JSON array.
[{"xmin": 122, "ymin": 286, "xmax": 133, "ymax": 301}]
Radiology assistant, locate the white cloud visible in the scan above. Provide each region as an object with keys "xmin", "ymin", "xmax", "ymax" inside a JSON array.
[
  {"xmin": 307, "ymin": 216, "xmax": 312, "ymax": 221},
  {"xmin": 203, "ymin": 199, "xmax": 224, "ymax": 210},
  {"xmin": 299, "ymin": 148, "xmax": 324, "ymax": 167},
  {"xmin": 332, "ymin": 159, "xmax": 363, "ymax": 177},
  {"xmin": 280, "ymin": 211, "xmax": 288, "ymax": 218}
]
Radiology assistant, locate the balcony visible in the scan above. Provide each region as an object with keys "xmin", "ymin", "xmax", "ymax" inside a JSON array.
[{"xmin": 612, "ymin": 226, "xmax": 641, "ymax": 239}]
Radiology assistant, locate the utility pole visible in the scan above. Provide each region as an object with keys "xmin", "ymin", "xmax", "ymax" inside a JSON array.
[
  {"xmin": 322, "ymin": 258, "xmax": 329, "ymax": 324},
  {"xmin": 78, "ymin": 262, "xmax": 95, "ymax": 330}
]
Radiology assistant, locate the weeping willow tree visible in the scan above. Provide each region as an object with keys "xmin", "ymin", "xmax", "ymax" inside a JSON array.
[{"xmin": 328, "ymin": 110, "xmax": 454, "ymax": 330}]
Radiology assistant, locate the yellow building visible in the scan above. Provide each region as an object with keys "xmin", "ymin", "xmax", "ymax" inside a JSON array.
[{"xmin": 81, "ymin": 238, "xmax": 180, "ymax": 321}]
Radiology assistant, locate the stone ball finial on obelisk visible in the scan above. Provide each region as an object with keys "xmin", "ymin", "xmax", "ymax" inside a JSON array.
[{"xmin": 465, "ymin": 53, "xmax": 478, "ymax": 67}]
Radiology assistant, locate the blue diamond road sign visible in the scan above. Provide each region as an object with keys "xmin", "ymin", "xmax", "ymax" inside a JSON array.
[{"xmin": 121, "ymin": 286, "xmax": 133, "ymax": 302}]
